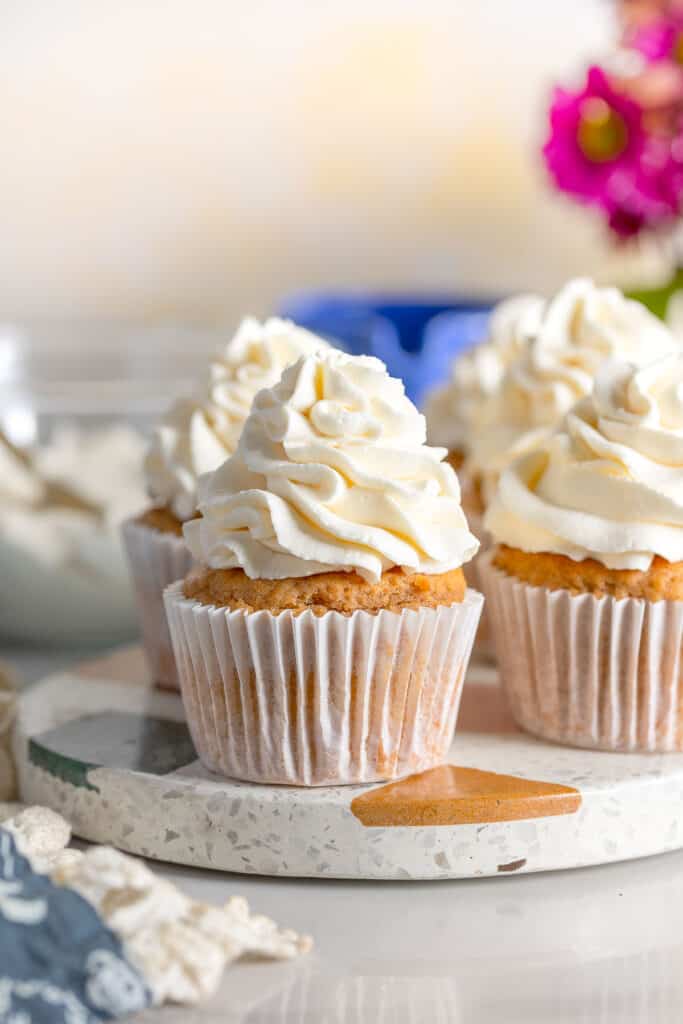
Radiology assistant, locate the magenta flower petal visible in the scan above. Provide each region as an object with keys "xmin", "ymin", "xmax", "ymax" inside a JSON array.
[
  {"xmin": 604, "ymin": 133, "xmax": 683, "ymax": 237},
  {"xmin": 606, "ymin": 167, "xmax": 677, "ymax": 236},
  {"xmin": 542, "ymin": 63, "xmax": 683, "ymax": 236},
  {"xmin": 629, "ymin": 21, "xmax": 678, "ymax": 62},
  {"xmin": 543, "ymin": 66, "xmax": 647, "ymax": 213}
]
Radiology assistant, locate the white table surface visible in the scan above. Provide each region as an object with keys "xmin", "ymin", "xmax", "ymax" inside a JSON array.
[{"xmin": 6, "ymin": 646, "xmax": 683, "ymax": 1024}]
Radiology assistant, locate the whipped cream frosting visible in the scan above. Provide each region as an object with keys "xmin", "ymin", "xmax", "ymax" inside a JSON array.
[
  {"xmin": 485, "ymin": 354, "xmax": 683, "ymax": 570},
  {"xmin": 184, "ymin": 349, "xmax": 479, "ymax": 583},
  {"xmin": 466, "ymin": 278, "xmax": 678, "ymax": 504},
  {"xmin": 425, "ymin": 294, "xmax": 544, "ymax": 449},
  {"xmin": 145, "ymin": 317, "xmax": 327, "ymax": 521}
]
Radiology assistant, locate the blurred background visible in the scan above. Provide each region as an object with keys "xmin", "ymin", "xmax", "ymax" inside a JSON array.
[
  {"xmin": 1, "ymin": 0, "xmax": 677, "ymax": 648},
  {"xmin": 0, "ymin": 0, "xmax": 667, "ymax": 327}
]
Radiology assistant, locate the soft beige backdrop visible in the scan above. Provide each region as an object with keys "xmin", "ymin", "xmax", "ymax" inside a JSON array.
[{"xmin": 0, "ymin": 0, "xmax": 667, "ymax": 325}]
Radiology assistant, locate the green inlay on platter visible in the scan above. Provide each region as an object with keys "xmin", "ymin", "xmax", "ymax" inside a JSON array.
[{"xmin": 28, "ymin": 711, "xmax": 197, "ymax": 791}]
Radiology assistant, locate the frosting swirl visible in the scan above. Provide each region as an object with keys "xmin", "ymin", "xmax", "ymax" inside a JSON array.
[
  {"xmin": 466, "ymin": 278, "xmax": 678, "ymax": 503},
  {"xmin": 485, "ymin": 354, "xmax": 683, "ymax": 570},
  {"xmin": 425, "ymin": 294, "xmax": 544, "ymax": 449},
  {"xmin": 144, "ymin": 317, "xmax": 326, "ymax": 521},
  {"xmin": 184, "ymin": 349, "xmax": 479, "ymax": 582}
]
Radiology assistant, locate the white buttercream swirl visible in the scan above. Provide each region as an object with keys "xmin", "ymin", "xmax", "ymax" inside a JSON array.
[
  {"xmin": 144, "ymin": 318, "xmax": 327, "ymax": 521},
  {"xmin": 485, "ymin": 354, "xmax": 683, "ymax": 570},
  {"xmin": 466, "ymin": 278, "xmax": 678, "ymax": 504},
  {"xmin": 184, "ymin": 349, "xmax": 479, "ymax": 583},
  {"xmin": 425, "ymin": 294, "xmax": 544, "ymax": 449}
]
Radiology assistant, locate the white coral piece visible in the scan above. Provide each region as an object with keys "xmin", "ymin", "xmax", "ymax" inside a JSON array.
[
  {"xmin": 2, "ymin": 806, "xmax": 73, "ymax": 872},
  {"xmin": 0, "ymin": 805, "xmax": 311, "ymax": 1006},
  {"xmin": 52, "ymin": 845, "xmax": 312, "ymax": 1005}
]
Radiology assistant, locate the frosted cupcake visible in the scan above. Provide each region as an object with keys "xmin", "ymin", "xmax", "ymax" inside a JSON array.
[
  {"xmin": 481, "ymin": 354, "xmax": 683, "ymax": 752},
  {"xmin": 122, "ymin": 317, "xmax": 326, "ymax": 689},
  {"xmin": 164, "ymin": 349, "xmax": 483, "ymax": 785},
  {"xmin": 426, "ymin": 292, "xmax": 544, "ymax": 657},
  {"xmin": 467, "ymin": 278, "xmax": 677, "ymax": 510},
  {"xmin": 426, "ymin": 292, "xmax": 543, "ymax": 510},
  {"xmin": 444, "ymin": 279, "xmax": 677, "ymax": 655}
]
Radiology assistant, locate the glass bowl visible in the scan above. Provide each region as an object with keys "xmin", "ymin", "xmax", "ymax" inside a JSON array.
[{"xmin": 0, "ymin": 320, "xmax": 224, "ymax": 648}]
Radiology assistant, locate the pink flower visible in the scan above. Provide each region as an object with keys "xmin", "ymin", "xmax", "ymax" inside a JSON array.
[
  {"xmin": 544, "ymin": 67, "xmax": 647, "ymax": 201},
  {"xmin": 629, "ymin": 16, "xmax": 683, "ymax": 62},
  {"xmin": 543, "ymin": 66, "xmax": 682, "ymax": 237},
  {"xmin": 606, "ymin": 159, "xmax": 680, "ymax": 235}
]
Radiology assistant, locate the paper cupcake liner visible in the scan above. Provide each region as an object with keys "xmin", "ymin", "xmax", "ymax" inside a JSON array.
[
  {"xmin": 479, "ymin": 551, "xmax": 683, "ymax": 753},
  {"xmin": 164, "ymin": 582, "xmax": 484, "ymax": 786},
  {"xmin": 121, "ymin": 518, "xmax": 194, "ymax": 691},
  {"xmin": 462, "ymin": 508, "xmax": 495, "ymax": 661}
]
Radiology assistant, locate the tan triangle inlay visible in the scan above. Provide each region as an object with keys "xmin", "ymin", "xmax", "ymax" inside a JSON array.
[{"xmin": 351, "ymin": 764, "xmax": 581, "ymax": 827}]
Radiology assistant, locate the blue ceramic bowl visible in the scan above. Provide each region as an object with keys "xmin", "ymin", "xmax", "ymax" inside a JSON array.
[{"xmin": 277, "ymin": 291, "xmax": 498, "ymax": 406}]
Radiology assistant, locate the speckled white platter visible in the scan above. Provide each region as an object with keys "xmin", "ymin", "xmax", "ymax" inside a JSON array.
[{"xmin": 15, "ymin": 646, "xmax": 683, "ymax": 880}]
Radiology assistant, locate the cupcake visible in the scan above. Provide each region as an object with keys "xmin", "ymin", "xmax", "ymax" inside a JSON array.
[
  {"xmin": 164, "ymin": 349, "xmax": 483, "ymax": 785},
  {"xmin": 122, "ymin": 317, "xmax": 327, "ymax": 689},
  {"xmin": 481, "ymin": 354, "xmax": 683, "ymax": 752},
  {"xmin": 466, "ymin": 278, "xmax": 677, "ymax": 509},
  {"xmin": 425, "ymin": 291, "xmax": 544, "ymax": 516},
  {"xmin": 433, "ymin": 278, "xmax": 678, "ymax": 656}
]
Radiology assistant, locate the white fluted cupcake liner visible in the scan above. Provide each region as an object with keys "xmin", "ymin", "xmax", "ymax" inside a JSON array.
[
  {"xmin": 461, "ymin": 507, "xmax": 495, "ymax": 661},
  {"xmin": 121, "ymin": 517, "xmax": 194, "ymax": 691},
  {"xmin": 163, "ymin": 581, "xmax": 484, "ymax": 786},
  {"xmin": 479, "ymin": 551, "xmax": 683, "ymax": 753}
]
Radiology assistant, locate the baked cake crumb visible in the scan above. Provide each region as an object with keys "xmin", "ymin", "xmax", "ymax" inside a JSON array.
[{"xmin": 184, "ymin": 565, "xmax": 467, "ymax": 615}]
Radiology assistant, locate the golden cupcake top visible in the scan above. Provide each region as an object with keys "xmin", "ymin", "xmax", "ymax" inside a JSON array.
[
  {"xmin": 184, "ymin": 348, "xmax": 479, "ymax": 582},
  {"xmin": 485, "ymin": 353, "xmax": 683, "ymax": 570},
  {"xmin": 144, "ymin": 317, "xmax": 327, "ymax": 522}
]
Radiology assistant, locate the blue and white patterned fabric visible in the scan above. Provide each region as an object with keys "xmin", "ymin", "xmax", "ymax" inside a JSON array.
[{"xmin": 0, "ymin": 828, "xmax": 151, "ymax": 1023}]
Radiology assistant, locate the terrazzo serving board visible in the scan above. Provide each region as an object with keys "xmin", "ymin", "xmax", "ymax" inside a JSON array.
[{"xmin": 15, "ymin": 645, "xmax": 683, "ymax": 880}]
